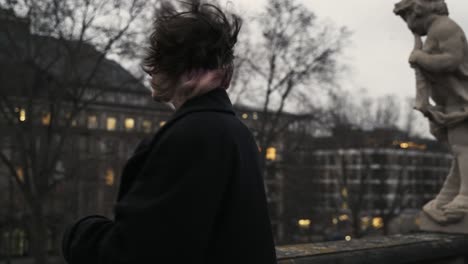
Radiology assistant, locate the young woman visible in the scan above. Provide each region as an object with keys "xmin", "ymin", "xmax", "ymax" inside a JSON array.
[{"xmin": 62, "ymin": 1, "xmax": 277, "ymax": 263}]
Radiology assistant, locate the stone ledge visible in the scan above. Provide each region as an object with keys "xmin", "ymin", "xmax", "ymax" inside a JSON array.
[
  {"xmin": 420, "ymin": 212, "xmax": 468, "ymax": 235},
  {"xmin": 276, "ymin": 233, "xmax": 468, "ymax": 264}
]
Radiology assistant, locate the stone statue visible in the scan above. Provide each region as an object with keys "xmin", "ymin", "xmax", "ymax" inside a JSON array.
[{"xmin": 394, "ymin": 0, "xmax": 468, "ymax": 233}]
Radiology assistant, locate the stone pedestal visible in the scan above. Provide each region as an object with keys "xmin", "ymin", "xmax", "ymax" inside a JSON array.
[{"xmin": 419, "ymin": 212, "xmax": 468, "ymax": 235}]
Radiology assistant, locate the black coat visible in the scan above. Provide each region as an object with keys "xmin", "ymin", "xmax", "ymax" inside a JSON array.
[{"xmin": 62, "ymin": 89, "xmax": 277, "ymax": 264}]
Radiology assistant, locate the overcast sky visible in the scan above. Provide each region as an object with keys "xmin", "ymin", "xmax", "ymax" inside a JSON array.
[{"xmin": 232, "ymin": 0, "xmax": 468, "ymax": 99}]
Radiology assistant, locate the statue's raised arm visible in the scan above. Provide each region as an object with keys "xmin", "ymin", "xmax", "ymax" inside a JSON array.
[{"xmin": 410, "ymin": 16, "xmax": 465, "ymax": 73}]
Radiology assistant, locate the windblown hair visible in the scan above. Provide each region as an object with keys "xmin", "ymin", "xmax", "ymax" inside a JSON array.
[
  {"xmin": 143, "ymin": 0, "xmax": 241, "ymax": 78},
  {"xmin": 394, "ymin": 0, "xmax": 449, "ymax": 18}
]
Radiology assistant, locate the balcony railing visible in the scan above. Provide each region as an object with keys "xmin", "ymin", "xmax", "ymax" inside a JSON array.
[
  {"xmin": 2, "ymin": 233, "xmax": 467, "ymax": 263},
  {"xmin": 277, "ymin": 233, "xmax": 468, "ymax": 264}
]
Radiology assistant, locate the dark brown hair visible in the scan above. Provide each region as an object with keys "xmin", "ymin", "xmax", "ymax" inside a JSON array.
[{"xmin": 143, "ymin": 0, "xmax": 242, "ymax": 79}]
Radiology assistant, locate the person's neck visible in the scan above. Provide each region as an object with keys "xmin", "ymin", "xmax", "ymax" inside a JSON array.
[
  {"xmin": 171, "ymin": 86, "xmax": 221, "ymax": 110},
  {"xmin": 170, "ymin": 68, "xmax": 229, "ymax": 110},
  {"xmin": 172, "ymin": 97, "xmax": 185, "ymax": 110}
]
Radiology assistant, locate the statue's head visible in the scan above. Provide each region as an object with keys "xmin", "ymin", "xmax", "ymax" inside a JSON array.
[{"xmin": 394, "ymin": 0, "xmax": 448, "ymax": 35}]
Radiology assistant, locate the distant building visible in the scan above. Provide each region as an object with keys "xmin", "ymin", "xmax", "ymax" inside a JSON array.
[
  {"xmin": 0, "ymin": 8, "xmax": 173, "ymax": 257},
  {"xmin": 278, "ymin": 127, "xmax": 451, "ymax": 244},
  {"xmin": 234, "ymin": 105, "xmax": 319, "ymax": 243}
]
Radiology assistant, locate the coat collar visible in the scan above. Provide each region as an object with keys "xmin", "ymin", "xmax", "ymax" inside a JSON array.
[
  {"xmin": 172, "ymin": 88, "xmax": 235, "ymax": 120},
  {"xmin": 131, "ymin": 88, "xmax": 235, "ymax": 158}
]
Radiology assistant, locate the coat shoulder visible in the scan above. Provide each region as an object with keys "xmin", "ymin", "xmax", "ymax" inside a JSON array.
[{"xmin": 167, "ymin": 111, "xmax": 251, "ymax": 145}]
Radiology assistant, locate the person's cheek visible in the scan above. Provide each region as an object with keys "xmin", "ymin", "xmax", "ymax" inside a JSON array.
[
  {"xmin": 150, "ymin": 77, "xmax": 159, "ymax": 97},
  {"xmin": 151, "ymin": 77, "xmax": 158, "ymax": 89}
]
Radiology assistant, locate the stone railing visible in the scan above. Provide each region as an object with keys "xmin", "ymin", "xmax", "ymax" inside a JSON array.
[
  {"xmin": 276, "ymin": 233, "xmax": 468, "ymax": 264},
  {"xmin": 4, "ymin": 233, "xmax": 467, "ymax": 263}
]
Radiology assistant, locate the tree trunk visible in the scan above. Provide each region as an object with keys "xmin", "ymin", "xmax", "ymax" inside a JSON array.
[
  {"xmin": 6, "ymin": 171, "xmax": 13, "ymax": 264},
  {"xmin": 382, "ymin": 217, "xmax": 391, "ymax": 236},
  {"xmin": 352, "ymin": 213, "xmax": 361, "ymax": 238},
  {"xmin": 27, "ymin": 201, "xmax": 48, "ymax": 264},
  {"xmin": 3, "ymin": 226, "xmax": 12, "ymax": 264}
]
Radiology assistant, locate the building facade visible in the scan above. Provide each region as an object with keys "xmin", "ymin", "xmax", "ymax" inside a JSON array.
[
  {"xmin": 0, "ymin": 8, "xmax": 175, "ymax": 258},
  {"xmin": 278, "ymin": 128, "xmax": 452, "ymax": 244}
]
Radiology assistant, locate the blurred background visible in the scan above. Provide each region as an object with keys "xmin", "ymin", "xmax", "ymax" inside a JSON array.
[{"xmin": 1, "ymin": 0, "xmax": 467, "ymax": 263}]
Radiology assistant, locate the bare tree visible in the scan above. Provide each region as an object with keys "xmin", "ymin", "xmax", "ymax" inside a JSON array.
[
  {"xmin": 227, "ymin": 23, "xmax": 255, "ymax": 105},
  {"xmin": 327, "ymin": 90, "xmax": 413, "ymax": 238},
  {"xmin": 332, "ymin": 149, "xmax": 412, "ymax": 238},
  {"xmin": 0, "ymin": 1, "xmax": 151, "ymax": 263},
  {"xmin": 374, "ymin": 161, "xmax": 410, "ymax": 236},
  {"xmin": 234, "ymin": 0, "xmax": 348, "ymax": 165},
  {"xmin": 327, "ymin": 88, "xmax": 402, "ymax": 132},
  {"xmin": 335, "ymin": 153, "xmax": 369, "ymax": 238},
  {"xmin": 227, "ymin": 0, "xmax": 348, "ymax": 243}
]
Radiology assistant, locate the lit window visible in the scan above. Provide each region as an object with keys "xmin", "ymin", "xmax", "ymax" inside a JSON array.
[
  {"xmin": 414, "ymin": 217, "xmax": 421, "ymax": 226},
  {"xmin": 396, "ymin": 140, "xmax": 427, "ymax": 150},
  {"xmin": 298, "ymin": 219, "xmax": 311, "ymax": 229},
  {"xmin": 361, "ymin": 216, "xmax": 371, "ymax": 228},
  {"xmin": 88, "ymin": 116, "xmax": 98, "ymax": 129},
  {"xmin": 342, "ymin": 202, "xmax": 349, "ymax": 210},
  {"xmin": 19, "ymin": 108, "xmax": 26, "ymax": 122},
  {"xmin": 42, "ymin": 112, "xmax": 51, "ymax": 125},
  {"xmin": 242, "ymin": 113, "xmax": 248, "ymax": 119},
  {"xmin": 339, "ymin": 214, "xmax": 349, "ymax": 222},
  {"xmin": 372, "ymin": 217, "xmax": 384, "ymax": 229},
  {"xmin": 159, "ymin": 121, "xmax": 166, "ymax": 127},
  {"xmin": 266, "ymin": 147, "xmax": 277, "ymax": 161},
  {"xmin": 341, "ymin": 187, "xmax": 348, "ymax": 198},
  {"xmin": 400, "ymin": 142, "xmax": 409, "ymax": 149},
  {"xmin": 107, "ymin": 117, "xmax": 117, "ymax": 131},
  {"xmin": 16, "ymin": 167, "xmax": 24, "ymax": 182},
  {"xmin": 105, "ymin": 168, "xmax": 115, "ymax": 186},
  {"xmin": 71, "ymin": 120, "xmax": 77, "ymax": 127},
  {"xmin": 142, "ymin": 120, "xmax": 152, "ymax": 133},
  {"xmin": 125, "ymin": 118, "xmax": 135, "ymax": 130},
  {"xmin": 253, "ymin": 112, "xmax": 258, "ymax": 120}
]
